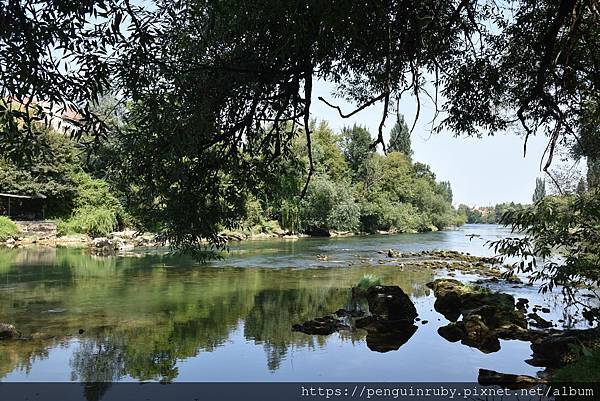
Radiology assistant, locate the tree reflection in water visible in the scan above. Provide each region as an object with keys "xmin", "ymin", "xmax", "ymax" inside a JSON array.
[{"xmin": 0, "ymin": 247, "xmax": 435, "ymax": 382}]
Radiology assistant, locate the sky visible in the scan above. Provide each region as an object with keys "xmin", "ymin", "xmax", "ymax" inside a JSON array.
[{"xmin": 311, "ymin": 79, "xmax": 550, "ymax": 207}]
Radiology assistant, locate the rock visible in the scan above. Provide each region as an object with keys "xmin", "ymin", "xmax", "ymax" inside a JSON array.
[
  {"xmin": 438, "ymin": 323, "xmax": 464, "ymax": 342},
  {"xmin": 334, "ymin": 308, "xmax": 365, "ymax": 318},
  {"xmin": 292, "ymin": 315, "xmax": 350, "ymax": 335},
  {"xmin": 530, "ymin": 329, "xmax": 600, "ymax": 367},
  {"xmin": 110, "ymin": 229, "xmax": 137, "ymax": 239},
  {"xmin": 0, "ymin": 323, "xmax": 19, "ymax": 339},
  {"xmin": 528, "ymin": 313, "xmax": 553, "ymax": 329},
  {"xmin": 365, "ymin": 285, "xmax": 418, "ymax": 321},
  {"xmin": 426, "ymin": 279, "xmax": 517, "ymax": 322},
  {"xmin": 469, "ymin": 305, "xmax": 527, "ymax": 330},
  {"xmin": 541, "ymin": 307, "xmax": 550, "ymax": 314},
  {"xmin": 478, "ymin": 369, "xmax": 540, "ymax": 390},
  {"xmin": 429, "ymin": 279, "xmax": 531, "ymax": 353},
  {"xmin": 516, "ymin": 298, "xmax": 529, "ymax": 312},
  {"xmin": 459, "ymin": 314, "xmax": 501, "ymax": 353},
  {"xmin": 387, "ymin": 249, "xmax": 400, "ymax": 258}
]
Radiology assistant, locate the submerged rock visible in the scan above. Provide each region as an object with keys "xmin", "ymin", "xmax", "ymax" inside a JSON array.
[
  {"xmin": 0, "ymin": 323, "xmax": 19, "ymax": 340},
  {"xmin": 292, "ymin": 315, "xmax": 351, "ymax": 335},
  {"xmin": 478, "ymin": 369, "xmax": 540, "ymax": 390}
]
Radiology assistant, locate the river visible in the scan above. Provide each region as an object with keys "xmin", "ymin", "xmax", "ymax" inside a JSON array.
[{"xmin": 0, "ymin": 224, "xmax": 585, "ymax": 382}]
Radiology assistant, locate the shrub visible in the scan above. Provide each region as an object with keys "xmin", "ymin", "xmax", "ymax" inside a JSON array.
[
  {"xmin": 552, "ymin": 348, "xmax": 600, "ymax": 382},
  {"xmin": 301, "ymin": 175, "xmax": 360, "ymax": 232},
  {"xmin": 356, "ymin": 274, "xmax": 382, "ymax": 291},
  {"xmin": 57, "ymin": 172, "xmax": 128, "ymax": 237},
  {"xmin": 0, "ymin": 216, "xmax": 18, "ymax": 240},
  {"xmin": 59, "ymin": 206, "xmax": 118, "ymax": 237}
]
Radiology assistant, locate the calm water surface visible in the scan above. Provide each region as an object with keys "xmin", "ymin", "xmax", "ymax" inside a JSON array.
[{"xmin": 0, "ymin": 225, "xmax": 582, "ymax": 382}]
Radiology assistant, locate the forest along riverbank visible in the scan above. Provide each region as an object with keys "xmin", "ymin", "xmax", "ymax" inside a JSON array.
[
  {"xmin": 1, "ymin": 219, "xmax": 450, "ymax": 254},
  {"xmin": 0, "ymin": 225, "xmax": 597, "ymax": 382}
]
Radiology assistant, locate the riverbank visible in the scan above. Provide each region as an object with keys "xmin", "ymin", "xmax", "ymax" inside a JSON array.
[{"xmin": 0, "ymin": 220, "xmax": 451, "ymax": 253}]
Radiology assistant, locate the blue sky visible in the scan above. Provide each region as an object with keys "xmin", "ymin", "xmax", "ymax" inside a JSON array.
[{"xmin": 311, "ymin": 80, "xmax": 549, "ymax": 207}]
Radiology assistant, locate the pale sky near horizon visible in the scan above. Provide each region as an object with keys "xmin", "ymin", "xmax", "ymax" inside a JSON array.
[{"xmin": 311, "ymin": 80, "xmax": 550, "ymax": 207}]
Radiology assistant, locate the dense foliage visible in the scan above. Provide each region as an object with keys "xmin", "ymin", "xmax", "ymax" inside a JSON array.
[
  {"xmin": 239, "ymin": 121, "xmax": 464, "ymax": 235},
  {"xmin": 490, "ymin": 192, "xmax": 600, "ymax": 310},
  {"xmin": 2, "ymin": 0, "xmax": 597, "ymax": 250},
  {"xmin": 0, "ymin": 125, "xmax": 129, "ymax": 236}
]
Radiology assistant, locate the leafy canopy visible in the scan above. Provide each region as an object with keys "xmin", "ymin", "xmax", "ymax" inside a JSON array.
[{"xmin": 2, "ymin": 0, "xmax": 598, "ymax": 249}]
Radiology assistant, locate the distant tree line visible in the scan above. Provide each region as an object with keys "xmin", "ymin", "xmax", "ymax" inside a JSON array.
[{"xmin": 457, "ymin": 203, "xmax": 527, "ymax": 225}]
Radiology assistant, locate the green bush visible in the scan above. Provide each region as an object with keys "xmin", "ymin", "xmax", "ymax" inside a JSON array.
[
  {"xmin": 0, "ymin": 216, "xmax": 19, "ymax": 240},
  {"xmin": 301, "ymin": 175, "xmax": 360, "ymax": 232},
  {"xmin": 356, "ymin": 274, "xmax": 382, "ymax": 291},
  {"xmin": 552, "ymin": 348, "xmax": 600, "ymax": 382},
  {"xmin": 58, "ymin": 206, "xmax": 118, "ymax": 237},
  {"xmin": 57, "ymin": 171, "xmax": 130, "ymax": 237}
]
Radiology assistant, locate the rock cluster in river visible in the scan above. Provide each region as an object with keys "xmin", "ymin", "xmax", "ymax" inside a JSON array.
[
  {"xmin": 355, "ymin": 285, "xmax": 419, "ymax": 352},
  {"xmin": 528, "ymin": 328, "xmax": 600, "ymax": 368},
  {"xmin": 427, "ymin": 279, "xmax": 530, "ymax": 353},
  {"xmin": 293, "ymin": 285, "xmax": 419, "ymax": 353}
]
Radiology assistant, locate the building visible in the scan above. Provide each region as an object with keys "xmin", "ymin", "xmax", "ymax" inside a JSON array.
[{"xmin": 0, "ymin": 193, "xmax": 46, "ymax": 220}]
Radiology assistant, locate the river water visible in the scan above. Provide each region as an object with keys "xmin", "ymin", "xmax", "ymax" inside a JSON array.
[{"xmin": 0, "ymin": 224, "xmax": 585, "ymax": 382}]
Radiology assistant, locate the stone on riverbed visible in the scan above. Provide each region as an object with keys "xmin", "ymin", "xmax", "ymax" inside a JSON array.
[
  {"xmin": 478, "ymin": 369, "xmax": 540, "ymax": 390},
  {"xmin": 292, "ymin": 315, "xmax": 351, "ymax": 335},
  {"xmin": 0, "ymin": 323, "xmax": 19, "ymax": 339}
]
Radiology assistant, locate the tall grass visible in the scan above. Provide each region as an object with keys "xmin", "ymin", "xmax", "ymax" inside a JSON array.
[
  {"xmin": 0, "ymin": 216, "xmax": 19, "ymax": 241},
  {"xmin": 57, "ymin": 206, "xmax": 117, "ymax": 237},
  {"xmin": 356, "ymin": 274, "xmax": 382, "ymax": 291}
]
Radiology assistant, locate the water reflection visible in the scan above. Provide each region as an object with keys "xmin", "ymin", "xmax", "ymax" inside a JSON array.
[
  {"xmin": 0, "ymin": 246, "xmax": 435, "ymax": 382},
  {"xmin": 0, "ymin": 226, "xmax": 577, "ymax": 383}
]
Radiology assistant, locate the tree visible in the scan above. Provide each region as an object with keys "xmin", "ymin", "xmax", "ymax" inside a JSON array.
[
  {"xmin": 341, "ymin": 124, "xmax": 373, "ymax": 182},
  {"xmin": 491, "ymin": 194, "xmax": 600, "ymax": 318},
  {"xmin": 532, "ymin": 178, "xmax": 546, "ymax": 202},
  {"xmin": 4, "ymin": 0, "xmax": 597, "ymax": 251},
  {"xmin": 437, "ymin": 181, "xmax": 453, "ymax": 204},
  {"xmin": 388, "ymin": 114, "xmax": 412, "ymax": 157},
  {"xmin": 300, "ymin": 174, "xmax": 359, "ymax": 234},
  {"xmin": 0, "ymin": 128, "xmax": 79, "ymax": 215}
]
